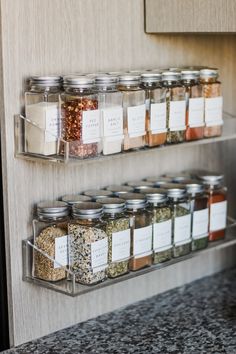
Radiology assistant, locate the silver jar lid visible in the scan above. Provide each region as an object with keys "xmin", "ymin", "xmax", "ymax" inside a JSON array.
[
  {"xmin": 83, "ymin": 189, "xmax": 113, "ymax": 201},
  {"xmin": 160, "ymin": 184, "xmax": 187, "ymax": 199},
  {"xmin": 181, "ymin": 70, "xmax": 200, "ymax": 80},
  {"xmin": 105, "ymin": 185, "xmax": 134, "ymax": 194},
  {"xmin": 162, "ymin": 71, "xmax": 181, "ymax": 81},
  {"xmin": 199, "ymin": 174, "xmax": 224, "ymax": 186},
  {"xmin": 96, "ymin": 198, "xmax": 125, "ymax": 214},
  {"xmin": 63, "ymin": 75, "xmax": 94, "ymax": 88},
  {"xmin": 185, "ymin": 183, "xmax": 205, "ymax": 195},
  {"xmin": 61, "ymin": 194, "xmax": 91, "ymax": 206},
  {"xmin": 134, "ymin": 185, "xmax": 157, "ymax": 193},
  {"xmin": 145, "ymin": 176, "xmax": 172, "ymax": 185},
  {"xmin": 171, "ymin": 175, "xmax": 193, "ymax": 183},
  {"xmin": 119, "ymin": 193, "xmax": 146, "ymax": 209},
  {"xmin": 200, "ymin": 69, "xmax": 218, "ymax": 79},
  {"xmin": 118, "ymin": 74, "xmax": 141, "ymax": 85},
  {"xmin": 95, "ymin": 74, "xmax": 118, "ymax": 85},
  {"xmin": 141, "ymin": 72, "xmax": 162, "ymax": 83},
  {"xmin": 138, "ymin": 187, "xmax": 165, "ymax": 195},
  {"xmin": 146, "ymin": 191, "xmax": 168, "ymax": 203},
  {"xmin": 126, "ymin": 180, "xmax": 154, "ymax": 188},
  {"xmin": 72, "ymin": 202, "xmax": 103, "ymax": 219},
  {"xmin": 30, "ymin": 76, "xmax": 62, "ymax": 87},
  {"xmin": 37, "ymin": 201, "xmax": 69, "ymax": 218}
]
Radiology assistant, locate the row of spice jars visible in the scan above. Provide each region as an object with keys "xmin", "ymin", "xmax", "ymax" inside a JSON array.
[
  {"xmin": 24, "ymin": 68, "xmax": 223, "ymax": 158},
  {"xmin": 32, "ymin": 172, "xmax": 227, "ymax": 285}
]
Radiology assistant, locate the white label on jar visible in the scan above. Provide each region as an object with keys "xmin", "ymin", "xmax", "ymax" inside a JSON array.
[
  {"xmin": 102, "ymin": 107, "xmax": 123, "ymax": 138},
  {"xmin": 133, "ymin": 225, "xmax": 152, "ymax": 258},
  {"xmin": 127, "ymin": 104, "xmax": 146, "ymax": 137},
  {"xmin": 112, "ymin": 229, "xmax": 131, "ymax": 262},
  {"xmin": 192, "ymin": 208, "xmax": 209, "ymax": 239},
  {"xmin": 45, "ymin": 105, "xmax": 60, "ymax": 143},
  {"xmin": 174, "ymin": 214, "xmax": 191, "ymax": 245},
  {"xmin": 188, "ymin": 97, "xmax": 204, "ymax": 127},
  {"xmin": 169, "ymin": 100, "xmax": 186, "ymax": 131},
  {"xmin": 205, "ymin": 96, "xmax": 223, "ymax": 127},
  {"xmin": 145, "ymin": 98, "xmax": 150, "ymax": 110},
  {"xmin": 82, "ymin": 109, "xmax": 101, "ymax": 144},
  {"xmin": 91, "ymin": 237, "xmax": 108, "ymax": 273},
  {"xmin": 54, "ymin": 235, "xmax": 68, "ymax": 269},
  {"xmin": 153, "ymin": 219, "xmax": 172, "ymax": 251},
  {"xmin": 150, "ymin": 102, "xmax": 167, "ymax": 133},
  {"xmin": 210, "ymin": 201, "xmax": 227, "ymax": 232}
]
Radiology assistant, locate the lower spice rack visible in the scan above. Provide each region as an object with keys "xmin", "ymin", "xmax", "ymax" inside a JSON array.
[{"xmin": 22, "ymin": 217, "xmax": 236, "ymax": 297}]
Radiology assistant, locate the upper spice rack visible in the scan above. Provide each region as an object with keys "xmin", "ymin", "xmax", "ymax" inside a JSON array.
[{"xmin": 15, "ymin": 113, "xmax": 236, "ymax": 165}]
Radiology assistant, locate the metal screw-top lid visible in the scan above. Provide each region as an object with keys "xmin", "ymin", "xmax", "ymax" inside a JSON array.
[
  {"xmin": 96, "ymin": 198, "xmax": 125, "ymax": 214},
  {"xmin": 145, "ymin": 176, "xmax": 172, "ymax": 185},
  {"xmin": 83, "ymin": 189, "xmax": 113, "ymax": 201},
  {"xmin": 169, "ymin": 67, "xmax": 182, "ymax": 72},
  {"xmin": 63, "ymin": 75, "xmax": 94, "ymax": 88},
  {"xmin": 185, "ymin": 183, "xmax": 205, "ymax": 195},
  {"xmin": 200, "ymin": 69, "xmax": 218, "ymax": 79},
  {"xmin": 181, "ymin": 70, "xmax": 200, "ymax": 81},
  {"xmin": 159, "ymin": 184, "xmax": 187, "ymax": 199},
  {"xmin": 162, "ymin": 71, "xmax": 181, "ymax": 81},
  {"xmin": 61, "ymin": 194, "xmax": 91, "ymax": 206},
  {"xmin": 171, "ymin": 175, "xmax": 193, "ymax": 183},
  {"xmin": 95, "ymin": 74, "xmax": 118, "ymax": 85},
  {"xmin": 134, "ymin": 185, "xmax": 158, "ymax": 193},
  {"xmin": 141, "ymin": 72, "xmax": 162, "ymax": 83},
  {"xmin": 146, "ymin": 190, "xmax": 168, "ymax": 203},
  {"xmin": 30, "ymin": 76, "xmax": 62, "ymax": 87},
  {"xmin": 105, "ymin": 185, "xmax": 134, "ymax": 195},
  {"xmin": 118, "ymin": 74, "xmax": 141, "ymax": 85},
  {"xmin": 107, "ymin": 71, "xmax": 126, "ymax": 76},
  {"xmin": 199, "ymin": 174, "xmax": 224, "ymax": 186},
  {"xmin": 138, "ymin": 187, "xmax": 165, "ymax": 194},
  {"xmin": 72, "ymin": 202, "xmax": 103, "ymax": 219},
  {"xmin": 126, "ymin": 180, "xmax": 154, "ymax": 188},
  {"xmin": 119, "ymin": 193, "xmax": 146, "ymax": 209},
  {"xmin": 37, "ymin": 201, "xmax": 69, "ymax": 218}
]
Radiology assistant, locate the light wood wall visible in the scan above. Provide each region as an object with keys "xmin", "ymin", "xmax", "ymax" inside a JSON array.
[{"xmin": 0, "ymin": 0, "xmax": 235, "ymax": 346}]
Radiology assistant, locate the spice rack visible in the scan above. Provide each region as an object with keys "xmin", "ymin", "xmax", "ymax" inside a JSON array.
[
  {"xmin": 14, "ymin": 113, "xmax": 236, "ymax": 165},
  {"xmin": 22, "ymin": 216, "xmax": 236, "ymax": 297}
]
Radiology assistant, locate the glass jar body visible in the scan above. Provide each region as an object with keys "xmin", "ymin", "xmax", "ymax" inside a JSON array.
[
  {"xmin": 189, "ymin": 194, "xmax": 209, "ymax": 251},
  {"xmin": 97, "ymin": 87, "xmax": 124, "ymax": 155},
  {"xmin": 33, "ymin": 216, "xmax": 69, "ymax": 282},
  {"xmin": 142, "ymin": 82, "xmax": 167, "ymax": 147},
  {"xmin": 68, "ymin": 217, "xmax": 108, "ymax": 285},
  {"xmin": 164, "ymin": 81, "xmax": 186, "ymax": 144},
  {"xmin": 102, "ymin": 213, "xmax": 130, "ymax": 278},
  {"xmin": 126, "ymin": 208, "xmax": 153, "ymax": 271},
  {"xmin": 171, "ymin": 198, "xmax": 191, "ymax": 257},
  {"xmin": 147, "ymin": 202, "xmax": 172, "ymax": 264},
  {"xmin": 25, "ymin": 86, "xmax": 61, "ymax": 156},
  {"xmin": 118, "ymin": 84, "xmax": 146, "ymax": 151},
  {"xmin": 60, "ymin": 88, "xmax": 101, "ymax": 158}
]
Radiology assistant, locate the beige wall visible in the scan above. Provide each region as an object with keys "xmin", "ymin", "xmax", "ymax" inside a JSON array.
[{"xmin": 0, "ymin": 0, "xmax": 235, "ymax": 345}]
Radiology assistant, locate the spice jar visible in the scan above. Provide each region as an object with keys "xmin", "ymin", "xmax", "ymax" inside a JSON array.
[
  {"xmin": 98, "ymin": 198, "xmax": 131, "ymax": 278},
  {"xmin": 61, "ymin": 194, "xmax": 91, "ymax": 208},
  {"xmin": 95, "ymin": 75, "xmax": 124, "ymax": 155},
  {"xmin": 200, "ymin": 69, "xmax": 223, "ymax": 138},
  {"xmin": 121, "ymin": 193, "xmax": 153, "ymax": 271},
  {"xmin": 162, "ymin": 72, "xmax": 186, "ymax": 144},
  {"xmin": 33, "ymin": 201, "xmax": 70, "ymax": 282},
  {"xmin": 199, "ymin": 174, "xmax": 227, "ymax": 241},
  {"xmin": 185, "ymin": 182, "xmax": 209, "ymax": 251},
  {"xmin": 105, "ymin": 185, "xmax": 134, "ymax": 196},
  {"xmin": 165, "ymin": 186, "xmax": 191, "ymax": 257},
  {"xmin": 146, "ymin": 192, "xmax": 172, "ymax": 264},
  {"xmin": 69, "ymin": 202, "xmax": 108, "ymax": 285},
  {"xmin": 60, "ymin": 76, "xmax": 101, "ymax": 158},
  {"xmin": 25, "ymin": 76, "xmax": 62, "ymax": 156},
  {"xmin": 83, "ymin": 189, "xmax": 113, "ymax": 201},
  {"xmin": 181, "ymin": 70, "xmax": 204, "ymax": 141},
  {"xmin": 118, "ymin": 74, "xmax": 146, "ymax": 150},
  {"xmin": 141, "ymin": 73, "xmax": 167, "ymax": 147}
]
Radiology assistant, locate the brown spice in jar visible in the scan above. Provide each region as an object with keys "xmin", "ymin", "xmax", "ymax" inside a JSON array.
[
  {"xmin": 185, "ymin": 84, "xmax": 204, "ymax": 141},
  {"xmin": 208, "ymin": 193, "xmax": 226, "ymax": 241}
]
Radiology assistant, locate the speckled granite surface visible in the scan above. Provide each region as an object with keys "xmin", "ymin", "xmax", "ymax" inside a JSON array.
[{"xmin": 4, "ymin": 268, "xmax": 236, "ymax": 354}]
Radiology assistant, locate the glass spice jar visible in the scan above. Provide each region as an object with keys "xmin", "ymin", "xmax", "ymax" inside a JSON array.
[
  {"xmin": 140, "ymin": 73, "xmax": 167, "ymax": 147},
  {"xmin": 200, "ymin": 69, "xmax": 223, "ymax": 138},
  {"xmin": 105, "ymin": 185, "xmax": 134, "ymax": 196},
  {"xmin": 185, "ymin": 182, "xmax": 209, "ymax": 251},
  {"xmin": 25, "ymin": 76, "xmax": 62, "ymax": 156},
  {"xmin": 95, "ymin": 75, "xmax": 124, "ymax": 155},
  {"xmin": 166, "ymin": 186, "xmax": 191, "ymax": 257},
  {"xmin": 199, "ymin": 174, "xmax": 227, "ymax": 241},
  {"xmin": 69, "ymin": 202, "xmax": 108, "ymax": 285},
  {"xmin": 60, "ymin": 76, "xmax": 101, "ymax": 158},
  {"xmin": 146, "ymin": 192, "xmax": 172, "ymax": 264},
  {"xmin": 98, "ymin": 198, "xmax": 131, "ymax": 278},
  {"xmin": 117, "ymin": 74, "xmax": 146, "ymax": 151},
  {"xmin": 83, "ymin": 189, "xmax": 113, "ymax": 201},
  {"xmin": 120, "ymin": 193, "xmax": 153, "ymax": 271},
  {"xmin": 33, "ymin": 201, "xmax": 70, "ymax": 282},
  {"xmin": 162, "ymin": 71, "xmax": 186, "ymax": 144},
  {"xmin": 181, "ymin": 70, "xmax": 204, "ymax": 141}
]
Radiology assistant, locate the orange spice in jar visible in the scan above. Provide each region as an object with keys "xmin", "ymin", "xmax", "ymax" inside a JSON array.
[
  {"xmin": 181, "ymin": 70, "xmax": 204, "ymax": 141},
  {"xmin": 200, "ymin": 69, "xmax": 223, "ymax": 138},
  {"xmin": 117, "ymin": 74, "xmax": 146, "ymax": 151},
  {"xmin": 60, "ymin": 76, "xmax": 101, "ymax": 159},
  {"xmin": 141, "ymin": 72, "xmax": 167, "ymax": 147}
]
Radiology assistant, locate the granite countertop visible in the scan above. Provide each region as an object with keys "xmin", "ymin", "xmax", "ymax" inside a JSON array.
[{"xmin": 5, "ymin": 268, "xmax": 236, "ymax": 354}]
